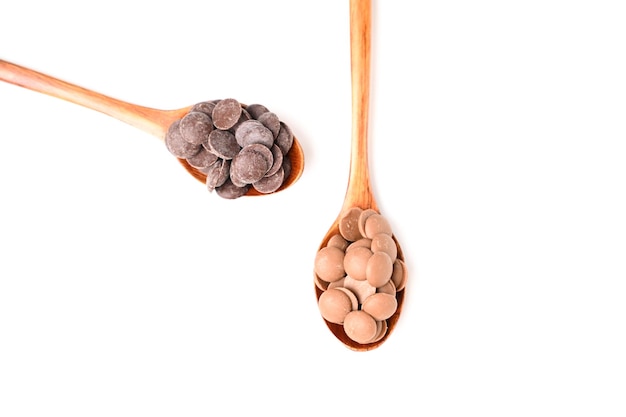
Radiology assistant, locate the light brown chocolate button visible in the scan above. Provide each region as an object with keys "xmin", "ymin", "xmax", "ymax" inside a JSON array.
[
  {"xmin": 315, "ymin": 275, "xmax": 330, "ymax": 291},
  {"xmin": 369, "ymin": 319, "xmax": 388, "ymax": 343},
  {"xmin": 335, "ymin": 287, "xmax": 359, "ymax": 311},
  {"xmin": 165, "ymin": 120, "xmax": 201, "ymax": 159},
  {"xmin": 230, "ymin": 143, "xmax": 273, "ymax": 184},
  {"xmin": 370, "ymin": 233, "xmax": 397, "ymax": 262},
  {"xmin": 346, "ymin": 238, "xmax": 372, "ymax": 252},
  {"xmin": 314, "ymin": 246, "xmax": 346, "ymax": 283},
  {"xmin": 366, "ymin": 251, "xmax": 393, "ymax": 287},
  {"xmin": 339, "ymin": 207, "xmax": 363, "ymax": 242},
  {"xmin": 327, "ymin": 234, "xmax": 349, "ymax": 251},
  {"xmin": 376, "ymin": 279, "xmax": 396, "ymax": 295},
  {"xmin": 327, "ymin": 277, "xmax": 345, "ymax": 290},
  {"xmin": 179, "ymin": 111, "xmax": 214, "ymax": 145},
  {"xmin": 343, "ymin": 246, "xmax": 372, "ymax": 281},
  {"xmin": 343, "ymin": 310, "xmax": 378, "ymax": 344},
  {"xmin": 391, "ymin": 258, "xmax": 408, "ymax": 291},
  {"xmin": 364, "ymin": 214, "xmax": 393, "ymax": 238},
  {"xmin": 342, "ymin": 275, "xmax": 376, "ymax": 305},
  {"xmin": 358, "ymin": 208, "xmax": 378, "ymax": 238},
  {"xmin": 362, "ymin": 293, "xmax": 398, "ymax": 321},
  {"xmin": 212, "ymin": 98, "xmax": 242, "ymax": 130},
  {"xmin": 318, "ymin": 288, "xmax": 353, "ymax": 325}
]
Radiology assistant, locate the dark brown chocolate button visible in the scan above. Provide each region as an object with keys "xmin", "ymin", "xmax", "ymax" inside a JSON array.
[
  {"xmin": 207, "ymin": 130, "xmax": 241, "ymax": 160},
  {"xmin": 212, "ymin": 98, "xmax": 242, "ymax": 130},
  {"xmin": 282, "ymin": 154, "xmax": 292, "ymax": 180},
  {"xmin": 252, "ymin": 167, "xmax": 284, "ymax": 194},
  {"xmin": 179, "ymin": 111, "xmax": 214, "ymax": 145},
  {"xmin": 265, "ymin": 144, "xmax": 284, "ymax": 177},
  {"xmin": 230, "ymin": 143, "xmax": 273, "ymax": 184},
  {"xmin": 245, "ymin": 103, "xmax": 269, "ymax": 119},
  {"xmin": 190, "ymin": 101, "xmax": 217, "ymax": 116},
  {"xmin": 186, "ymin": 146, "xmax": 219, "ymax": 169},
  {"xmin": 215, "ymin": 178, "xmax": 250, "ymax": 199},
  {"xmin": 275, "ymin": 122, "xmax": 294, "ymax": 155},
  {"xmin": 165, "ymin": 120, "xmax": 201, "ymax": 159},
  {"xmin": 234, "ymin": 120, "xmax": 274, "ymax": 148},
  {"xmin": 257, "ymin": 111, "xmax": 281, "ymax": 138},
  {"xmin": 228, "ymin": 108, "xmax": 251, "ymax": 134},
  {"xmin": 205, "ymin": 159, "xmax": 230, "ymax": 190}
]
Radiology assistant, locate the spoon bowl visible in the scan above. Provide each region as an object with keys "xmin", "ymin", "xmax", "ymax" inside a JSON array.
[
  {"xmin": 0, "ymin": 59, "xmax": 304, "ymax": 196},
  {"xmin": 314, "ymin": 0, "xmax": 406, "ymax": 351},
  {"xmin": 315, "ymin": 222, "xmax": 406, "ymax": 351}
]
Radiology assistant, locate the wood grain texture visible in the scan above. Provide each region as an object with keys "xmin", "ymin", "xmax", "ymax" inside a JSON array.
[{"xmin": 0, "ymin": 59, "xmax": 186, "ymax": 139}]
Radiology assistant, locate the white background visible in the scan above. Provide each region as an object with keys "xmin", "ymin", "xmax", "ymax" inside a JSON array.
[{"xmin": 1, "ymin": 1, "xmax": 625, "ymax": 416}]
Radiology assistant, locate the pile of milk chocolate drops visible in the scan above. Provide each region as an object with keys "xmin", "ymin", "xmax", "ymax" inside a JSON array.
[
  {"xmin": 164, "ymin": 98, "xmax": 294, "ymax": 199},
  {"xmin": 314, "ymin": 208, "xmax": 407, "ymax": 345}
]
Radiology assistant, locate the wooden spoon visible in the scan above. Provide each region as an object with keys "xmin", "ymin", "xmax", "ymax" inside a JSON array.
[
  {"xmin": 0, "ymin": 59, "xmax": 304, "ymax": 196},
  {"xmin": 314, "ymin": 0, "xmax": 405, "ymax": 351}
]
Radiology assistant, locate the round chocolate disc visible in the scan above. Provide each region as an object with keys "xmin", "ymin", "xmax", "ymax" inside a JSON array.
[
  {"xmin": 275, "ymin": 122, "xmax": 294, "ymax": 155},
  {"xmin": 230, "ymin": 143, "xmax": 273, "ymax": 184},
  {"xmin": 257, "ymin": 111, "xmax": 281, "ymax": 138},
  {"xmin": 215, "ymin": 178, "xmax": 250, "ymax": 199},
  {"xmin": 207, "ymin": 130, "xmax": 241, "ymax": 160},
  {"xmin": 212, "ymin": 98, "xmax": 242, "ymax": 130},
  {"xmin": 205, "ymin": 159, "xmax": 230, "ymax": 190},
  {"xmin": 235, "ymin": 120, "xmax": 274, "ymax": 148},
  {"xmin": 252, "ymin": 167, "xmax": 284, "ymax": 194},
  {"xmin": 265, "ymin": 144, "xmax": 284, "ymax": 177},
  {"xmin": 186, "ymin": 146, "xmax": 219, "ymax": 169},
  {"xmin": 191, "ymin": 101, "xmax": 217, "ymax": 116},
  {"xmin": 246, "ymin": 103, "xmax": 269, "ymax": 119},
  {"xmin": 165, "ymin": 120, "xmax": 201, "ymax": 159},
  {"xmin": 179, "ymin": 111, "xmax": 214, "ymax": 145}
]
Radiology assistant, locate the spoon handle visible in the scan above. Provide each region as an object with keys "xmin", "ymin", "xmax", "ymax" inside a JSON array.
[
  {"xmin": 343, "ymin": 0, "xmax": 377, "ymax": 212},
  {"xmin": 0, "ymin": 59, "xmax": 184, "ymax": 139}
]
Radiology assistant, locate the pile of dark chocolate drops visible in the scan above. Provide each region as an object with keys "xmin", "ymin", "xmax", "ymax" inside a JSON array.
[{"xmin": 164, "ymin": 98, "xmax": 294, "ymax": 199}]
